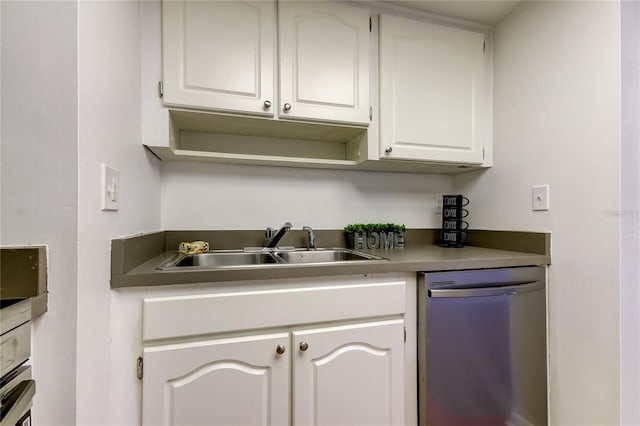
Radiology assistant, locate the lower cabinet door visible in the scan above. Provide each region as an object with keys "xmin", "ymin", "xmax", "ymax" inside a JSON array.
[
  {"xmin": 293, "ymin": 319, "xmax": 405, "ymax": 426},
  {"xmin": 142, "ymin": 332, "xmax": 290, "ymax": 426}
]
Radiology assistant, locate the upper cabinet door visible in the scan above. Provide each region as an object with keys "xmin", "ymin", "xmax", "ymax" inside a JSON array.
[
  {"xmin": 379, "ymin": 14, "xmax": 487, "ymax": 164},
  {"xmin": 279, "ymin": 2, "xmax": 370, "ymax": 126},
  {"xmin": 162, "ymin": 1, "xmax": 276, "ymax": 116}
]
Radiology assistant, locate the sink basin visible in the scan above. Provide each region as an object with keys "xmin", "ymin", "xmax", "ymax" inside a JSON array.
[
  {"xmin": 156, "ymin": 248, "xmax": 386, "ymax": 271},
  {"xmin": 157, "ymin": 251, "xmax": 280, "ymax": 270},
  {"xmin": 273, "ymin": 248, "xmax": 385, "ymax": 264}
]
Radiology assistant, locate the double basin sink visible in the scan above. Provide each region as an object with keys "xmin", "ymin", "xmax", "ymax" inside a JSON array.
[{"xmin": 157, "ymin": 248, "xmax": 388, "ymax": 271}]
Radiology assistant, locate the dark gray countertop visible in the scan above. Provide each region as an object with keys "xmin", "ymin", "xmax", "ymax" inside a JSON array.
[
  {"xmin": 110, "ymin": 229, "xmax": 550, "ymax": 288},
  {"xmin": 1, "ymin": 246, "xmax": 48, "ymax": 318}
]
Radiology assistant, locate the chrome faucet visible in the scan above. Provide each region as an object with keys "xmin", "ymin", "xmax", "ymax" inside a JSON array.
[
  {"xmin": 265, "ymin": 222, "xmax": 292, "ymax": 248},
  {"xmin": 303, "ymin": 226, "xmax": 316, "ymax": 249}
]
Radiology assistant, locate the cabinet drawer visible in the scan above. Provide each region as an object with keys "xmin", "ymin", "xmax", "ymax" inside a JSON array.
[
  {"xmin": 143, "ymin": 280, "xmax": 406, "ymax": 342},
  {"xmin": 0, "ymin": 322, "xmax": 30, "ymax": 377}
]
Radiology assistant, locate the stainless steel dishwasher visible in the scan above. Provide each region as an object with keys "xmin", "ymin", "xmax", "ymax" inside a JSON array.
[{"xmin": 418, "ymin": 267, "xmax": 547, "ymax": 426}]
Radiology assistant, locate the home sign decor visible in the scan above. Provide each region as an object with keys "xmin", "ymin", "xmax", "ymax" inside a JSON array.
[{"xmin": 344, "ymin": 223, "xmax": 406, "ymax": 249}]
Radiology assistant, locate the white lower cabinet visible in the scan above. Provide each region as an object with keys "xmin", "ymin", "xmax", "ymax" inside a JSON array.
[
  {"xmin": 143, "ymin": 320, "xmax": 403, "ymax": 426},
  {"xmin": 140, "ymin": 278, "xmax": 408, "ymax": 426},
  {"xmin": 293, "ymin": 320, "xmax": 405, "ymax": 426},
  {"xmin": 142, "ymin": 333, "xmax": 290, "ymax": 426}
]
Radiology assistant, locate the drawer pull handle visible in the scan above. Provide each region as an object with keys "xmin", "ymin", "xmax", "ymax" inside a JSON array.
[
  {"xmin": 276, "ymin": 344, "xmax": 286, "ymax": 355},
  {"xmin": 299, "ymin": 342, "xmax": 309, "ymax": 352}
]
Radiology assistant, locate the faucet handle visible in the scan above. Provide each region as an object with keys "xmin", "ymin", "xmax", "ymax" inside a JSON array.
[
  {"xmin": 264, "ymin": 222, "xmax": 293, "ymax": 248},
  {"xmin": 266, "ymin": 223, "xmax": 291, "ymax": 238},
  {"xmin": 265, "ymin": 227, "xmax": 276, "ymax": 239}
]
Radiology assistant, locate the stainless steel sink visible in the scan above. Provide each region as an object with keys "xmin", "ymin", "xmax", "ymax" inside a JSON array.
[
  {"xmin": 273, "ymin": 248, "xmax": 385, "ymax": 264},
  {"xmin": 156, "ymin": 248, "xmax": 387, "ymax": 271},
  {"xmin": 157, "ymin": 251, "xmax": 280, "ymax": 270},
  {"xmin": 177, "ymin": 252, "xmax": 279, "ymax": 267}
]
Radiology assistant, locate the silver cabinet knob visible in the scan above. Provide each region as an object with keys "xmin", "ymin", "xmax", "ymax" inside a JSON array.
[
  {"xmin": 263, "ymin": 100, "xmax": 272, "ymax": 109},
  {"xmin": 299, "ymin": 342, "xmax": 309, "ymax": 352},
  {"xmin": 276, "ymin": 344, "xmax": 286, "ymax": 355},
  {"xmin": 283, "ymin": 103, "xmax": 292, "ymax": 111},
  {"xmin": 385, "ymin": 146, "xmax": 393, "ymax": 154}
]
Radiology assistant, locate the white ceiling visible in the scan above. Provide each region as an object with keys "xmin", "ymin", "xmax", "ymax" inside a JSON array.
[{"xmin": 382, "ymin": 1, "xmax": 523, "ymax": 25}]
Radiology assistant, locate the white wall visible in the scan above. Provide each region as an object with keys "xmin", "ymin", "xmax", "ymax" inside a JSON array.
[
  {"xmin": 621, "ymin": 1, "xmax": 640, "ymax": 424},
  {"xmin": 0, "ymin": 2, "xmax": 79, "ymax": 424},
  {"xmin": 455, "ymin": 2, "xmax": 621, "ymax": 424},
  {"xmin": 77, "ymin": 1, "xmax": 161, "ymax": 424},
  {"xmin": 161, "ymin": 162, "xmax": 452, "ymax": 230}
]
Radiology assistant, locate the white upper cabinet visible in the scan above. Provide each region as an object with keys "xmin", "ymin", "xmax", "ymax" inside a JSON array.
[
  {"xmin": 162, "ymin": 1, "xmax": 276, "ymax": 116},
  {"xmin": 161, "ymin": 0, "xmax": 370, "ymax": 126},
  {"xmin": 379, "ymin": 13, "xmax": 487, "ymax": 164},
  {"xmin": 279, "ymin": 2, "xmax": 370, "ymax": 125},
  {"xmin": 154, "ymin": 2, "xmax": 492, "ymax": 171}
]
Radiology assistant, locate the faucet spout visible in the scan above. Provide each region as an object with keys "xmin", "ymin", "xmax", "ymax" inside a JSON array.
[
  {"xmin": 265, "ymin": 222, "xmax": 292, "ymax": 248},
  {"xmin": 303, "ymin": 226, "xmax": 315, "ymax": 249}
]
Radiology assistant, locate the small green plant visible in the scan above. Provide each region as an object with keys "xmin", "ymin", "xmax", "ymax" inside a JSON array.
[
  {"xmin": 343, "ymin": 223, "xmax": 365, "ymax": 233},
  {"xmin": 343, "ymin": 223, "xmax": 406, "ymax": 233}
]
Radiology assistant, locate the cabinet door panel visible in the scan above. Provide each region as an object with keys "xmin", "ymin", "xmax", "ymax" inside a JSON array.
[
  {"xmin": 380, "ymin": 14, "xmax": 486, "ymax": 164},
  {"xmin": 162, "ymin": 1, "xmax": 275, "ymax": 116},
  {"xmin": 142, "ymin": 333, "xmax": 289, "ymax": 426},
  {"xmin": 293, "ymin": 319, "xmax": 405, "ymax": 426},
  {"xmin": 279, "ymin": 2, "xmax": 369, "ymax": 125}
]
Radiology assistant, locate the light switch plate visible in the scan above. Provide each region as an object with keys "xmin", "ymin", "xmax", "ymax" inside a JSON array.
[
  {"xmin": 532, "ymin": 185, "xmax": 549, "ymax": 211},
  {"xmin": 101, "ymin": 163, "xmax": 120, "ymax": 211}
]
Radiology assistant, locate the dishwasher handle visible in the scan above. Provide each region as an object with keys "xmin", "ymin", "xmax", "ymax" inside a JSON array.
[{"xmin": 428, "ymin": 280, "xmax": 544, "ymax": 298}]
